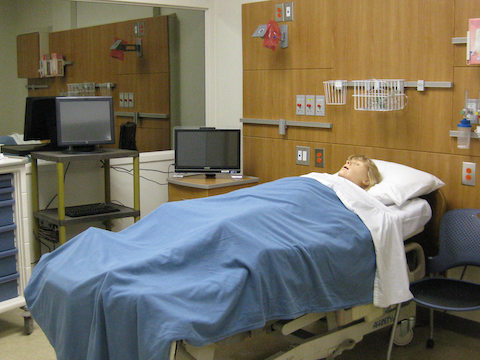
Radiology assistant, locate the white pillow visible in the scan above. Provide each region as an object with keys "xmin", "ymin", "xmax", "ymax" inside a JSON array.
[{"xmin": 368, "ymin": 159, "xmax": 445, "ymax": 206}]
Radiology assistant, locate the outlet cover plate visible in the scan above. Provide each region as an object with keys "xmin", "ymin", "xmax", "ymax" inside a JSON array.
[
  {"xmin": 314, "ymin": 148, "xmax": 324, "ymax": 168},
  {"xmin": 462, "ymin": 161, "xmax": 476, "ymax": 186},
  {"xmin": 296, "ymin": 146, "xmax": 310, "ymax": 165}
]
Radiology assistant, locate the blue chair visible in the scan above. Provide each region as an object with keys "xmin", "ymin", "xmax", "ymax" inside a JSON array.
[{"xmin": 409, "ymin": 208, "xmax": 480, "ymax": 348}]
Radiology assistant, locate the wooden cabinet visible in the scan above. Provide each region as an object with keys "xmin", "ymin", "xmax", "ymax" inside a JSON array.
[
  {"xmin": 16, "ymin": 32, "xmax": 47, "ymax": 79},
  {"xmin": 168, "ymin": 174, "xmax": 259, "ymax": 201}
]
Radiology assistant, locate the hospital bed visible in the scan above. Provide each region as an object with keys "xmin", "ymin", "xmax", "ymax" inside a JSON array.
[
  {"xmin": 170, "ymin": 189, "xmax": 445, "ymax": 360},
  {"xmin": 24, "ymin": 160, "xmax": 446, "ymax": 360}
]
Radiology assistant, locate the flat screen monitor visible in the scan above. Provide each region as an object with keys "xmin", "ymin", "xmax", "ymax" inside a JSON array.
[
  {"xmin": 174, "ymin": 128, "xmax": 241, "ymax": 176},
  {"xmin": 24, "ymin": 96, "xmax": 57, "ymax": 144},
  {"xmin": 55, "ymin": 96, "xmax": 115, "ymax": 152}
]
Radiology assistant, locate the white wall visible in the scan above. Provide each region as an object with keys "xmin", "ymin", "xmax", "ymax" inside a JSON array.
[{"xmin": 0, "ymin": 0, "xmax": 27, "ymax": 135}]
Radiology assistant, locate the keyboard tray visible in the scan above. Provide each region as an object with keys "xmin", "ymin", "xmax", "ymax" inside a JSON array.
[{"xmin": 65, "ymin": 203, "xmax": 120, "ymax": 217}]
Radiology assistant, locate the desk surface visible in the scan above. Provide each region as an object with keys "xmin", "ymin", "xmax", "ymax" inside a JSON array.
[
  {"xmin": 31, "ymin": 148, "xmax": 139, "ymax": 162},
  {"xmin": 167, "ymin": 174, "xmax": 259, "ymax": 190}
]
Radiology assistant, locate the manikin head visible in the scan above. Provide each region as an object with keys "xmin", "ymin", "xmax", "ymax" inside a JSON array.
[{"xmin": 338, "ymin": 155, "xmax": 382, "ymax": 190}]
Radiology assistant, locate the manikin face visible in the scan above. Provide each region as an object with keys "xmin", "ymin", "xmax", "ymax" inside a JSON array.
[{"xmin": 338, "ymin": 159, "xmax": 370, "ymax": 189}]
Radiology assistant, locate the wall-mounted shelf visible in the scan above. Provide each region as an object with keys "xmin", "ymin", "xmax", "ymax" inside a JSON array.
[
  {"xmin": 26, "ymin": 84, "xmax": 49, "ymax": 90},
  {"xmin": 449, "ymin": 130, "xmax": 480, "ymax": 139},
  {"xmin": 339, "ymin": 80, "xmax": 452, "ymax": 90},
  {"xmin": 452, "ymin": 37, "xmax": 468, "ymax": 44},
  {"xmin": 241, "ymin": 117, "xmax": 332, "ymax": 135}
]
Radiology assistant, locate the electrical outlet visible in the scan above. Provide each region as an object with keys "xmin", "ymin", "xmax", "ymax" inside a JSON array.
[
  {"xmin": 314, "ymin": 148, "xmax": 324, "ymax": 168},
  {"xmin": 315, "ymin": 95, "xmax": 326, "ymax": 116},
  {"xmin": 305, "ymin": 95, "xmax": 315, "ymax": 116},
  {"xmin": 274, "ymin": 3, "xmax": 284, "ymax": 22},
  {"xmin": 296, "ymin": 95, "xmax": 305, "ymax": 115},
  {"xmin": 284, "ymin": 2, "xmax": 294, "ymax": 21},
  {"xmin": 462, "ymin": 162, "xmax": 476, "ymax": 186},
  {"xmin": 296, "ymin": 146, "xmax": 310, "ymax": 165}
]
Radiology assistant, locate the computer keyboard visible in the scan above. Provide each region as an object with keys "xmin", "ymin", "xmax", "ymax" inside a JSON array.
[{"xmin": 64, "ymin": 203, "xmax": 120, "ymax": 217}]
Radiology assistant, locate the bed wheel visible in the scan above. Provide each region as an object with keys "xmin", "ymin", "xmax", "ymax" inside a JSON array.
[
  {"xmin": 426, "ymin": 338, "xmax": 435, "ymax": 349},
  {"xmin": 21, "ymin": 307, "xmax": 34, "ymax": 335},
  {"xmin": 393, "ymin": 319, "xmax": 414, "ymax": 346},
  {"xmin": 24, "ymin": 316, "xmax": 34, "ymax": 335}
]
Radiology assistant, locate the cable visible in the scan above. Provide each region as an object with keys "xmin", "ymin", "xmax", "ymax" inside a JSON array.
[
  {"xmin": 109, "ymin": 164, "xmax": 169, "ymax": 186},
  {"xmin": 44, "ymin": 162, "xmax": 71, "ymax": 210}
]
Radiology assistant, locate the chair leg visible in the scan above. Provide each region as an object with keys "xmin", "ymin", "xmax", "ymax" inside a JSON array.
[
  {"xmin": 386, "ymin": 303, "xmax": 402, "ymax": 360},
  {"xmin": 427, "ymin": 308, "xmax": 435, "ymax": 349}
]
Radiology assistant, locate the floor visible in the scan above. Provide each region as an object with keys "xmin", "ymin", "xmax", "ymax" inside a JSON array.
[{"xmin": 0, "ymin": 307, "xmax": 479, "ymax": 360}]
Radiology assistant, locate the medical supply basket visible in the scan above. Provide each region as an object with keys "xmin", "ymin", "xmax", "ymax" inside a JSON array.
[
  {"xmin": 323, "ymin": 80, "xmax": 348, "ymax": 105},
  {"xmin": 352, "ymin": 79, "xmax": 407, "ymax": 111}
]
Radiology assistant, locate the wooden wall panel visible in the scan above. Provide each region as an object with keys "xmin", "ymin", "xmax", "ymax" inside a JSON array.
[
  {"xmin": 242, "ymin": 0, "xmax": 480, "ymax": 211},
  {"xmin": 242, "ymin": 0, "xmax": 334, "ymax": 70},
  {"xmin": 454, "ymin": 0, "xmax": 480, "ymax": 66},
  {"xmin": 26, "ymin": 16, "xmax": 169, "ymax": 152},
  {"xmin": 17, "ymin": 33, "xmax": 41, "ymax": 78},
  {"xmin": 113, "ymin": 17, "xmax": 169, "ymax": 75}
]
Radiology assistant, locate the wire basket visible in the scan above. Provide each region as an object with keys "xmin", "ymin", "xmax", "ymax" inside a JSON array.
[
  {"xmin": 323, "ymin": 80, "xmax": 348, "ymax": 105},
  {"xmin": 352, "ymin": 79, "xmax": 407, "ymax": 111}
]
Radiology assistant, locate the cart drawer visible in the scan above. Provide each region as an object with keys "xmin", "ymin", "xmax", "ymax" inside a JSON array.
[
  {"xmin": 0, "ymin": 199, "xmax": 14, "ymax": 227},
  {"xmin": 0, "ymin": 186, "xmax": 13, "ymax": 201},
  {"xmin": 0, "ymin": 174, "xmax": 12, "ymax": 188},
  {"xmin": 0, "ymin": 272, "xmax": 19, "ymax": 302},
  {"xmin": 0, "ymin": 248, "xmax": 17, "ymax": 277},
  {"xmin": 0, "ymin": 224, "xmax": 16, "ymax": 252}
]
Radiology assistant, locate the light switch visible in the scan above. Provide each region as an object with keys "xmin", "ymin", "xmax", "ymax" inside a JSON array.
[
  {"xmin": 305, "ymin": 95, "xmax": 315, "ymax": 116},
  {"xmin": 128, "ymin": 92, "xmax": 134, "ymax": 108},
  {"xmin": 315, "ymin": 95, "xmax": 326, "ymax": 116},
  {"xmin": 296, "ymin": 95, "xmax": 305, "ymax": 115}
]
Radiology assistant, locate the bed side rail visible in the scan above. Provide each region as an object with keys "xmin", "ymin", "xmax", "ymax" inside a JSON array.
[{"xmin": 405, "ymin": 242, "xmax": 425, "ymax": 282}]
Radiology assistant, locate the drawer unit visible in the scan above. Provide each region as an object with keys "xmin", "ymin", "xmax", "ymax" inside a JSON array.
[
  {"xmin": 0, "ymin": 273, "xmax": 19, "ymax": 302},
  {"xmin": 0, "ymin": 199, "xmax": 14, "ymax": 227},
  {"xmin": 0, "ymin": 248, "xmax": 18, "ymax": 277},
  {"xmin": 0, "ymin": 224, "xmax": 16, "ymax": 252},
  {"xmin": 0, "ymin": 160, "xmax": 32, "ymax": 335}
]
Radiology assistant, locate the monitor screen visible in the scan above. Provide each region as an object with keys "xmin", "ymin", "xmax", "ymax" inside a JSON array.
[
  {"xmin": 24, "ymin": 96, "xmax": 57, "ymax": 143},
  {"xmin": 174, "ymin": 128, "xmax": 241, "ymax": 175},
  {"xmin": 55, "ymin": 96, "xmax": 115, "ymax": 150}
]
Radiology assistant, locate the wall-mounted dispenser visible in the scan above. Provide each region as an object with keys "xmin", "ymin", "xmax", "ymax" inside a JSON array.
[{"xmin": 457, "ymin": 118, "xmax": 472, "ymax": 149}]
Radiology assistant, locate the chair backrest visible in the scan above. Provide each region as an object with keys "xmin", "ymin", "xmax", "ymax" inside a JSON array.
[{"xmin": 428, "ymin": 209, "xmax": 480, "ymax": 274}]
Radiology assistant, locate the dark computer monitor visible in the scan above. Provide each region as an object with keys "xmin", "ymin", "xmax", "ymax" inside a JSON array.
[
  {"xmin": 55, "ymin": 96, "xmax": 115, "ymax": 153},
  {"xmin": 24, "ymin": 96, "xmax": 57, "ymax": 144},
  {"xmin": 174, "ymin": 128, "xmax": 241, "ymax": 177}
]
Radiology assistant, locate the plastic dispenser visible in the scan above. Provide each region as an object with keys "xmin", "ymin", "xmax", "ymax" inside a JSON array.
[{"xmin": 457, "ymin": 118, "xmax": 472, "ymax": 149}]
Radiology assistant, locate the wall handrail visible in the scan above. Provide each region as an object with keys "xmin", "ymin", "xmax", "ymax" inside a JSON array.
[
  {"xmin": 240, "ymin": 117, "xmax": 332, "ymax": 135},
  {"xmin": 115, "ymin": 111, "xmax": 170, "ymax": 124}
]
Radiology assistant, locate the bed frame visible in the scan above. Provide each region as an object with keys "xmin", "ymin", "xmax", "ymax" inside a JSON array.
[{"xmin": 170, "ymin": 190, "xmax": 447, "ymax": 360}]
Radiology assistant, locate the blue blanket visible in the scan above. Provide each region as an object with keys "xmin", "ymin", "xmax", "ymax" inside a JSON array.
[{"xmin": 25, "ymin": 177, "xmax": 375, "ymax": 360}]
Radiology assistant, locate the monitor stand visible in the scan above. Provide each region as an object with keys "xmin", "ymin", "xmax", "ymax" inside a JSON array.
[{"xmin": 205, "ymin": 174, "xmax": 216, "ymax": 179}]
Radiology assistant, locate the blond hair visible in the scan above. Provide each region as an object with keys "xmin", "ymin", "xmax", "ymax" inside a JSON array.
[{"xmin": 347, "ymin": 155, "xmax": 382, "ymax": 190}]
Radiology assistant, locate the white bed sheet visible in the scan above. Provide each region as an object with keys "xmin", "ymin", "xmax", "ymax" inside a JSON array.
[
  {"xmin": 302, "ymin": 172, "xmax": 413, "ymax": 307},
  {"xmin": 388, "ymin": 197, "xmax": 432, "ymax": 240}
]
